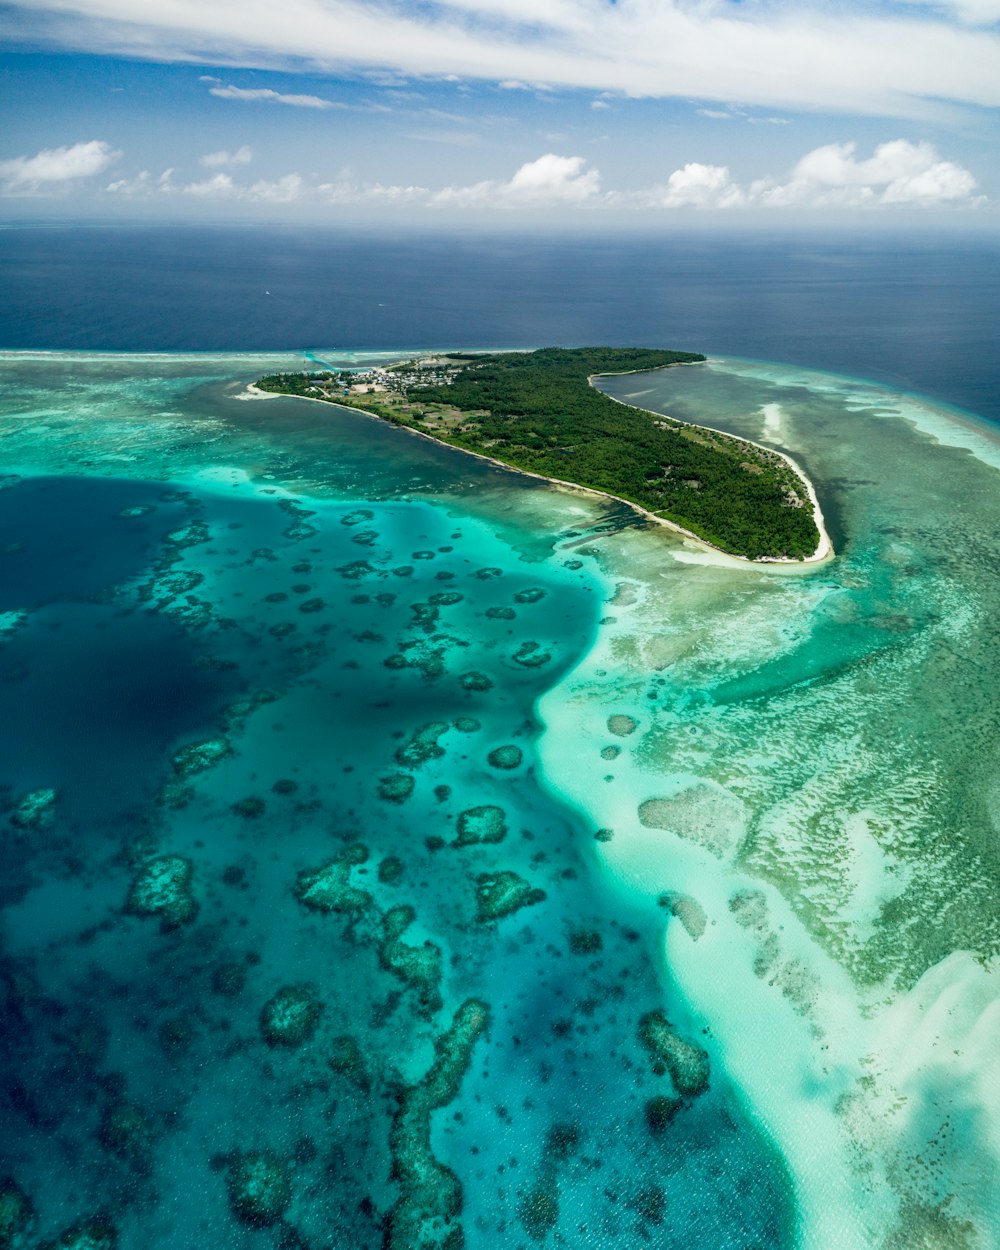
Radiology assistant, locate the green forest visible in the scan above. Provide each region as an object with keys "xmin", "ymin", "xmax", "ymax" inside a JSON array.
[{"xmin": 256, "ymin": 348, "xmax": 822, "ymax": 560}]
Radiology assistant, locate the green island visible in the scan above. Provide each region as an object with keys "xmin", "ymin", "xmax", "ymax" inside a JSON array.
[{"xmin": 255, "ymin": 347, "xmax": 826, "ymax": 561}]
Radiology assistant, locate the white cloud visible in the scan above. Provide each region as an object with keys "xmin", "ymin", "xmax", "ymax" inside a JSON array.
[
  {"xmin": 645, "ymin": 162, "xmax": 747, "ymax": 208},
  {"xmin": 641, "ymin": 140, "xmax": 979, "ymax": 210},
  {"xmin": 5, "ymin": 0, "xmax": 1000, "ymax": 119},
  {"xmin": 435, "ymin": 152, "xmax": 601, "ymax": 207},
  {"xmin": 758, "ymin": 139, "xmax": 978, "ymax": 207},
  {"xmin": 209, "ymin": 84, "xmax": 333, "ymax": 109},
  {"xmin": 106, "ymin": 167, "xmax": 173, "ymax": 195},
  {"xmin": 247, "ymin": 173, "xmax": 304, "ymax": 202},
  {"xmin": 182, "ymin": 171, "xmax": 239, "ymax": 197},
  {"xmin": 0, "ymin": 139, "xmax": 120, "ymax": 194},
  {"xmin": 180, "ymin": 170, "xmax": 308, "ymax": 201},
  {"xmin": 906, "ymin": 0, "xmax": 1000, "ymax": 25},
  {"xmin": 56, "ymin": 138, "xmax": 985, "ymax": 215},
  {"xmin": 200, "ymin": 145, "xmax": 253, "ymax": 168},
  {"xmin": 319, "ymin": 178, "xmax": 430, "ymax": 204}
]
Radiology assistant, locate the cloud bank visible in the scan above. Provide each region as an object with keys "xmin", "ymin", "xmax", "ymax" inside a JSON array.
[
  {"xmin": 5, "ymin": 0, "xmax": 1000, "ymax": 119},
  {"xmin": 0, "ymin": 137, "xmax": 966, "ymax": 210}
]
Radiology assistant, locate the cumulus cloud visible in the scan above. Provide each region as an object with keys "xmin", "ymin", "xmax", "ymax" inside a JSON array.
[
  {"xmin": 209, "ymin": 84, "xmax": 333, "ymax": 109},
  {"xmin": 757, "ymin": 139, "xmax": 978, "ymax": 207},
  {"xmin": 0, "ymin": 139, "xmax": 119, "ymax": 194},
  {"xmin": 200, "ymin": 145, "xmax": 253, "ymax": 168},
  {"xmin": 106, "ymin": 168, "xmax": 174, "ymax": 195},
  {"xmin": 5, "ymin": 0, "xmax": 1000, "ymax": 119},
  {"xmin": 69, "ymin": 139, "xmax": 988, "ymax": 214},
  {"xmin": 182, "ymin": 171, "xmax": 239, "ymax": 197},
  {"xmin": 246, "ymin": 173, "xmax": 304, "ymax": 202},
  {"xmin": 646, "ymin": 162, "xmax": 746, "ymax": 209},
  {"xmin": 434, "ymin": 153, "xmax": 601, "ymax": 207},
  {"xmin": 638, "ymin": 140, "xmax": 979, "ymax": 210}
]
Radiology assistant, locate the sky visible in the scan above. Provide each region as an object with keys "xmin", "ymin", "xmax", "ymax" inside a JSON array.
[{"xmin": 1, "ymin": 0, "xmax": 1000, "ymax": 229}]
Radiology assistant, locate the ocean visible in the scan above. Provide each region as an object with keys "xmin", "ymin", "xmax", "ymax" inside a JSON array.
[{"xmin": 1, "ymin": 227, "xmax": 999, "ymax": 1250}]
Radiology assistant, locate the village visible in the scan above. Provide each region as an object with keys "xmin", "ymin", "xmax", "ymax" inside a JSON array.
[{"xmin": 303, "ymin": 356, "xmax": 462, "ymax": 400}]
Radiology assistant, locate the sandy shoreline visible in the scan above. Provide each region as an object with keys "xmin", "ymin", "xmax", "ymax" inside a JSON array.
[{"xmin": 241, "ymin": 367, "xmax": 833, "ymax": 568}]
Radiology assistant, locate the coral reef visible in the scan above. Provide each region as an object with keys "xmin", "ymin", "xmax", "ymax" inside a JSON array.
[
  {"xmin": 98, "ymin": 1101, "xmax": 154, "ymax": 1171},
  {"xmin": 606, "ymin": 715, "xmax": 638, "ymax": 737},
  {"xmin": 125, "ymin": 855, "xmax": 197, "ymax": 930},
  {"xmin": 514, "ymin": 588, "xmax": 546, "ymax": 604},
  {"xmin": 379, "ymin": 906, "xmax": 443, "ymax": 1013},
  {"xmin": 159, "ymin": 1015, "xmax": 194, "ymax": 1055},
  {"xmin": 658, "ymin": 892, "xmax": 707, "ymax": 941},
  {"xmin": 232, "ymin": 796, "xmax": 265, "ymax": 819},
  {"xmin": 9, "ymin": 788, "xmax": 56, "ymax": 830},
  {"xmin": 294, "ymin": 845, "xmax": 371, "ymax": 914},
  {"xmin": 38, "ymin": 1218, "xmax": 118, "ymax": 1250},
  {"xmin": 225, "ymin": 1151, "xmax": 292, "ymax": 1227},
  {"xmin": 638, "ymin": 1010, "xmax": 710, "ymax": 1098},
  {"xmin": 378, "ymin": 856, "xmax": 404, "ymax": 885},
  {"xmin": 475, "ymin": 872, "xmax": 546, "ymax": 923},
  {"xmin": 512, "ymin": 641, "xmax": 551, "ymax": 668},
  {"xmin": 455, "ymin": 805, "xmax": 507, "ymax": 847},
  {"xmin": 378, "ymin": 773, "xmax": 415, "ymax": 804},
  {"xmin": 171, "ymin": 736, "xmax": 232, "ymax": 777},
  {"xmin": 385, "ymin": 1000, "xmax": 490, "ymax": 1250},
  {"xmin": 0, "ymin": 1178, "xmax": 31, "ymax": 1249},
  {"xmin": 395, "ymin": 722, "xmax": 449, "ymax": 768},
  {"xmin": 543, "ymin": 1124, "xmax": 580, "ymax": 1161},
  {"xmin": 631, "ymin": 1185, "xmax": 667, "ymax": 1225},
  {"xmin": 327, "ymin": 1034, "xmax": 369, "ymax": 1088},
  {"xmin": 519, "ymin": 1172, "xmax": 559, "ymax": 1242},
  {"xmin": 567, "ymin": 928, "xmax": 602, "ymax": 954},
  {"xmin": 487, "ymin": 745, "xmax": 523, "ymax": 770},
  {"xmin": 259, "ymin": 985, "xmax": 323, "ymax": 1047},
  {"xmin": 645, "ymin": 1093, "xmax": 683, "ymax": 1135},
  {"xmin": 459, "ymin": 671, "xmax": 492, "ymax": 692},
  {"xmin": 211, "ymin": 961, "xmax": 247, "ymax": 997}
]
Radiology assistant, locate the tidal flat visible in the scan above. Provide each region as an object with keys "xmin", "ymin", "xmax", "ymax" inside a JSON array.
[{"xmin": 0, "ymin": 350, "xmax": 998, "ymax": 1250}]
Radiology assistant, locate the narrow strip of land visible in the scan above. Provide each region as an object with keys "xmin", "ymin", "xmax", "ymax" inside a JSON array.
[{"xmin": 252, "ymin": 348, "xmax": 831, "ymax": 563}]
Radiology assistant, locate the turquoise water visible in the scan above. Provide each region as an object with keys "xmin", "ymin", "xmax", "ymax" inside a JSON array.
[{"xmin": 1, "ymin": 351, "xmax": 998, "ymax": 1250}]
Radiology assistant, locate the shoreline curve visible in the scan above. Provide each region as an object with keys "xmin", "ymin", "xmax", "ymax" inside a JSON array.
[{"xmin": 243, "ymin": 357, "xmax": 833, "ymax": 568}]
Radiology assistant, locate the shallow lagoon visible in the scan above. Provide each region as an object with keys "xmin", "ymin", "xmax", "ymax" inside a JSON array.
[{"xmin": 0, "ymin": 351, "xmax": 998, "ymax": 1249}]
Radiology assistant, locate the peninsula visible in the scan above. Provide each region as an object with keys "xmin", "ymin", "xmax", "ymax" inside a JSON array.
[{"xmin": 255, "ymin": 348, "xmax": 826, "ymax": 562}]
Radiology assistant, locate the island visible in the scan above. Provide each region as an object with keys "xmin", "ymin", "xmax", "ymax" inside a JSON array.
[{"xmin": 254, "ymin": 348, "xmax": 828, "ymax": 562}]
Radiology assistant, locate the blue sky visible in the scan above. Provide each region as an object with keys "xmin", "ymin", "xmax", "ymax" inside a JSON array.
[{"xmin": 1, "ymin": 0, "xmax": 999, "ymax": 227}]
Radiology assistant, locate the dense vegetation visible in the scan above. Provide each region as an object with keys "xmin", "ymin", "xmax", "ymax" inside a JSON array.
[{"xmin": 256, "ymin": 348, "xmax": 822, "ymax": 560}]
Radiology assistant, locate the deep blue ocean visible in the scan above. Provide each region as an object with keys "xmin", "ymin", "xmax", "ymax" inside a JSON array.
[
  {"xmin": 2, "ymin": 226, "xmax": 1000, "ymax": 1250},
  {"xmin": 3, "ymin": 225, "xmax": 1000, "ymax": 422}
]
